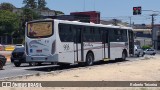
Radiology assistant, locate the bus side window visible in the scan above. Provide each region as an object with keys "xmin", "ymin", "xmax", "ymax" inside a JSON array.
[
  {"xmin": 84, "ymin": 26, "xmax": 92, "ymax": 42},
  {"xmin": 109, "ymin": 29, "xmax": 114, "ymax": 42},
  {"xmin": 94, "ymin": 27, "xmax": 101, "ymax": 42},
  {"xmin": 59, "ymin": 23, "xmax": 74, "ymax": 42},
  {"xmin": 122, "ymin": 29, "xmax": 127, "ymax": 42},
  {"xmin": 72, "ymin": 25, "xmax": 77, "ymax": 43},
  {"xmin": 59, "ymin": 24, "xmax": 65, "ymax": 42},
  {"xmin": 100, "ymin": 28, "xmax": 108, "ymax": 43},
  {"xmin": 105, "ymin": 29, "xmax": 108, "ymax": 43},
  {"xmin": 114, "ymin": 29, "xmax": 121, "ymax": 42},
  {"xmin": 68, "ymin": 25, "xmax": 74, "ymax": 42},
  {"xmin": 73, "ymin": 25, "xmax": 82, "ymax": 43}
]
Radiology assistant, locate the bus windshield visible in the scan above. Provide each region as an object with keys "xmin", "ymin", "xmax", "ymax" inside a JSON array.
[{"xmin": 27, "ymin": 21, "xmax": 53, "ymax": 38}]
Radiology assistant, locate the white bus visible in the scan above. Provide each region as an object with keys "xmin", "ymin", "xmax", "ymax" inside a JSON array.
[{"xmin": 25, "ymin": 19, "xmax": 134, "ymax": 66}]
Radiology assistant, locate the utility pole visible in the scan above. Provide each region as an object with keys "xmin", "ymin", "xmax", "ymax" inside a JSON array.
[
  {"xmin": 151, "ymin": 14, "xmax": 154, "ymax": 48},
  {"xmin": 151, "ymin": 14, "xmax": 157, "ymax": 49},
  {"xmin": 150, "ymin": 14, "xmax": 158, "ymax": 49},
  {"xmin": 129, "ymin": 16, "xmax": 132, "ymax": 27}
]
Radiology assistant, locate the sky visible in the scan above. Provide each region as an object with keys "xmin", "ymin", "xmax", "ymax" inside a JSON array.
[{"xmin": 0, "ymin": 0, "xmax": 160, "ymax": 24}]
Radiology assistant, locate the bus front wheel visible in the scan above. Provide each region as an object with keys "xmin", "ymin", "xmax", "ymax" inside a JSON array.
[{"xmin": 121, "ymin": 51, "xmax": 127, "ymax": 61}]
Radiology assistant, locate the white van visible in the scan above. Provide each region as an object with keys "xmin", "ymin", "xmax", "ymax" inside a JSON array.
[{"xmin": 134, "ymin": 45, "xmax": 144, "ymax": 57}]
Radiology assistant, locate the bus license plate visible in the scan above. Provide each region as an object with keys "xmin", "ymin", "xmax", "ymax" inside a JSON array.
[
  {"xmin": 37, "ymin": 50, "xmax": 42, "ymax": 53},
  {"xmin": 14, "ymin": 60, "xmax": 19, "ymax": 62}
]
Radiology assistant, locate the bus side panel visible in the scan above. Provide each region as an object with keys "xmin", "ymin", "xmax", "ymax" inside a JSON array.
[
  {"xmin": 104, "ymin": 45, "xmax": 109, "ymax": 59},
  {"xmin": 57, "ymin": 22, "xmax": 75, "ymax": 64},
  {"xmin": 58, "ymin": 42, "xmax": 75, "ymax": 64},
  {"xmin": 83, "ymin": 42, "xmax": 103, "ymax": 62},
  {"xmin": 110, "ymin": 42, "xmax": 125, "ymax": 60},
  {"xmin": 75, "ymin": 44, "xmax": 82, "ymax": 63},
  {"xmin": 94, "ymin": 43, "xmax": 103, "ymax": 61}
]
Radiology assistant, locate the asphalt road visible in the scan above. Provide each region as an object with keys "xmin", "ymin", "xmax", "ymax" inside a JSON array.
[
  {"xmin": 0, "ymin": 63, "xmax": 59, "ymax": 80},
  {"xmin": 0, "ymin": 55, "xmax": 154, "ymax": 80}
]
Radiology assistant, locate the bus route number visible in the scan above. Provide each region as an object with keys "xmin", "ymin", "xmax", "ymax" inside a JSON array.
[{"xmin": 63, "ymin": 44, "xmax": 70, "ymax": 51}]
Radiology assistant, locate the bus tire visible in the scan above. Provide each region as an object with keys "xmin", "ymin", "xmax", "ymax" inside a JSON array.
[
  {"xmin": 36, "ymin": 62, "xmax": 42, "ymax": 66},
  {"xmin": 121, "ymin": 51, "xmax": 127, "ymax": 61},
  {"xmin": 85, "ymin": 52, "xmax": 94, "ymax": 66},
  {"xmin": 29, "ymin": 62, "xmax": 34, "ymax": 66},
  {"xmin": 142, "ymin": 52, "xmax": 144, "ymax": 57},
  {"xmin": 14, "ymin": 62, "xmax": 21, "ymax": 67},
  {"xmin": 137, "ymin": 53, "xmax": 140, "ymax": 57},
  {"xmin": 0, "ymin": 60, "xmax": 3, "ymax": 70}
]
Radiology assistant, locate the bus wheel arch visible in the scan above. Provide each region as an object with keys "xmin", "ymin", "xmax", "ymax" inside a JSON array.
[
  {"xmin": 123, "ymin": 49, "xmax": 128, "ymax": 57},
  {"xmin": 85, "ymin": 51, "xmax": 94, "ymax": 66},
  {"xmin": 122, "ymin": 49, "xmax": 128, "ymax": 60}
]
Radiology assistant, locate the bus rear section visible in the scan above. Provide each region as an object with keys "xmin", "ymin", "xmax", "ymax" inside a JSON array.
[{"xmin": 25, "ymin": 20, "xmax": 58, "ymax": 63}]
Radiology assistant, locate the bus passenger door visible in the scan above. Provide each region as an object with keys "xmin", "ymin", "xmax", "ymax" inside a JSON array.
[
  {"xmin": 102, "ymin": 28, "xmax": 110, "ymax": 61},
  {"xmin": 74, "ymin": 26, "xmax": 83, "ymax": 63}
]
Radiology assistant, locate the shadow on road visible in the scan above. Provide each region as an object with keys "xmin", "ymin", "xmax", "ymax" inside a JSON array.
[{"xmin": 25, "ymin": 59, "xmax": 130, "ymax": 72}]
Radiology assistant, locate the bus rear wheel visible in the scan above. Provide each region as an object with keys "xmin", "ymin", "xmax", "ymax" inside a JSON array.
[{"xmin": 85, "ymin": 53, "xmax": 94, "ymax": 66}]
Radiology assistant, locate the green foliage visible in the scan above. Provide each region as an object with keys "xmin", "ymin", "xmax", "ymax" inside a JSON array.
[
  {"xmin": 13, "ymin": 38, "xmax": 23, "ymax": 44},
  {"xmin": 0, "ymin": 2, "xmax": 15, "ymax": 11},
  {"xmin": 23, "ymin": 0, "xmax": 37, "ymax": 9},
  {"xmin": 37, "ymin": 0, "xmax": 46, "ymax": 10},
  {"xmin": 142, "ymin": 45, "xmax": 151, "ymax": 50},
  {"xmin": 0, "ymin": 10, "xmax": 20, "ymax": 35},
  {"xmin": 23, "ymin": 0, "xmax": 47, "ymax": 10},
  {"xmin": 22, "ymin": 8, "xmax": 41, "ymax": 21},
  {"xmin": 55, "ymin": 11, "xmax": 64, "ymax": 15}
]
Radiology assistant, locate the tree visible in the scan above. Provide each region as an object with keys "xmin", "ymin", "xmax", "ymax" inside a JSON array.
[
  {"xmin": 37, "ymin": 0, "xmax": 46, "ymax": 10},
  {"xmin": 55, "ymin": 11, "xmax": 64, "ymax": 15},
  {"xmin": 0, "ymin": 10, "xmax": 20, "ymax": 36},
  {"xmin": 0, "ymin": 2, "xmax": 16, "ymax": 11},
  {"xmin": 22, "ymin": 8, "xmax": 40, "ymax": 21},
  {"xmin": 23, "ymin": 0, "xmax": 37, "ymax": 9},
  {"xmin": 21, "ymin": 8, "xmax": 40, "ymax": 31}
]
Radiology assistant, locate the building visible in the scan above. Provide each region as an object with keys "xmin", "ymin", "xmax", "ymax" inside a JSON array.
[
  {"xmin": 132, "ymin": 24, "xmax": 151, "ymax": 47},
  {"xmin": 70, "ymin": 11, "xmax": 100, "ymax": 24},
  {"xmin": 133, "ymin": 24, "xmax": 160, "ymax": 50},
  {"xmin": 133, "ymin": 29, "xmax": 152, "ymax": 47},
  {"xmin": 153, "ymin": 25, "xmax": 160, "ymax": 50}
]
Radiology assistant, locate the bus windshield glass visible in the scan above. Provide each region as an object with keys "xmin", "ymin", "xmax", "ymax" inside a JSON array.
[{"xmin": 27, "ymin": 21, "xmax": 53, "ymax": 38}]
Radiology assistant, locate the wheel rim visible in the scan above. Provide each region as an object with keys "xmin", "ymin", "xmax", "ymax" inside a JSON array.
[{"xmin": 87, "ymin": 53, "xmax": 93, "ymax": 65}]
